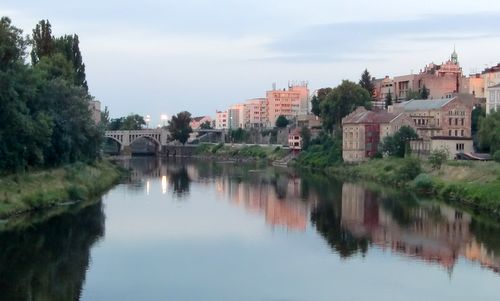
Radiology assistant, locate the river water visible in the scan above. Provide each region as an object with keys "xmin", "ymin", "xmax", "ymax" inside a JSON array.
[{"xmin": 1, "ymin": 157, "xmax": 499, "ymax": 300}]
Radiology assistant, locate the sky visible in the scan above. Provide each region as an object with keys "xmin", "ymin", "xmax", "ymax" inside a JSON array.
[{"xmin": 2, "ymin": 0, "xmax": 500, "ymax": 125}]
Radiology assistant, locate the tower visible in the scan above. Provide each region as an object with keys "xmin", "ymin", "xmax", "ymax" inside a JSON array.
[{"xmin": 451, "ymin": 46, "xmax": 458, "ymax": 64}]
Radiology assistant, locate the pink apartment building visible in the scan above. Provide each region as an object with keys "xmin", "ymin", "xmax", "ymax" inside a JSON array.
[{"xmin": 266, "ymin": 82, "xmax": 309, "ymax": 126}]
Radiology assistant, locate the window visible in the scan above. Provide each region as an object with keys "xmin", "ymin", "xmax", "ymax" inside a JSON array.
[
  {"xmin": 455, "ymin": 130, "xmax": 458, "ymax": 136},
  {"xmin": 461, "ymin": 118, "xmax": 464, "ymax": 126},
  {"xmin": 449, "ymin": 130, "xmax": 452, "ymax": 136},
  {"xmin": 461, "ymin": 130, "xmax": 464, "ymax": 136},
  {"xmin": 456, "ymin": 143, "xmax": 464, "ymax": 151},
  {"xmin": 455, "ymin": 118, "xmax": 458, "ymax": 125},
  {"xmin": 449, "ymin": 118, "xmax": 452, "ymax": 125}
]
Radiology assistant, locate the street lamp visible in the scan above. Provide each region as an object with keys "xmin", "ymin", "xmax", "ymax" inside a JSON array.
[
  {"xmin": 160, "ymin": 114, "xmax": 168, "ymax": 127},
  {"xmin": 145, "ymin": 114, "xmax": 151, "ymax": 129}
]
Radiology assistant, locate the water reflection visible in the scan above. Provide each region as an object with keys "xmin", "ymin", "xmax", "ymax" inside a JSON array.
[
  {"xmin": 0, "ymin": 202, "xmax": 105, "ymax": 300},
  {"xmin": 122, "ymin": 158, "xmax": 500, "ymax": 275}
]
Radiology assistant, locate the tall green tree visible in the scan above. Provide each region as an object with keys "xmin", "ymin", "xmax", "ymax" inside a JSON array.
[
  {"xmin": 420, "ymin": 84, "xmax": 429, "ymax": 99},
  {"xmin": 359, "ymin": 69, "xmax": 375, "ymax": 98},
  {"xmin": 320, "ymin": 80, "xmax": 372, "ymax": 132},
  {"xmin": 380, "ymin": 126, "xmax": 418, "ymax": 157},
  {"xmin": 311, "ymin": 87, "xmax": 333, "ymax": 117},
  {"xmin": 385, "ymin": 90, "xmax": 393, "ymax": 108},
  {"xmin": 168, "ymin": 111, "xmax": 193, "ymax": 144},
  {"xmin": 405, "ymin": 89, "xmax": 420, "ymax": 101},
  {"xmin": 55, "ymin": 34, "xmax": 88, "ymax": 91},
  {"xmin": 477, "ymin": 111, "xmax": 500, "ymax": 153},
  {"xmin": 275, "ymin": 115, "xmax": 289, "ymax": 128},
  {"xmin": 300, "ymin": 126, "xmax": 311, "ymax": 150},
  {"xmin": 31, "ymin": 19, "xmax": 55, "ymax": 65}
]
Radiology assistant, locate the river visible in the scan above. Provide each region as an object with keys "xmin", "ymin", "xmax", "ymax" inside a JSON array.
[{"xmin": 1, "ymin": 157, "xmax": 499, "ymax": 300}]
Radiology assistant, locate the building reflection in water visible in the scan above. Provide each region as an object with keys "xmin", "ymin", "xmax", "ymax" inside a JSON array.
[
  {"xmin": 338, "ymin": 183, "xmax": 500, "ymax": 275},
  {"xmin": 120, "ymin": 157, "xmax": 500, "ymax": 275}
]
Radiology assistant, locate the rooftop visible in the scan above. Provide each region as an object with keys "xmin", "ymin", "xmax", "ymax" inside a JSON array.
[
  {"xmin": 401, "ymin": 97, "xmax": 455, "ymax": 111},
  {"xmin": 489, "ymin": 83, "xmax": 500, "ymax": 89},
  {"xmin": 342, "ymin": 107, "xmax": 400, "ymax": 124}
]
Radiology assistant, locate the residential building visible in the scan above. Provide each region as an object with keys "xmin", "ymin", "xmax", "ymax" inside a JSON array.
[
  {"xmin": 342, "ymin": 107, "xmax": 411, "ymax": 162},
  {"xmin": 228, "ymin": 103, "xmax": 246, "ymax": 129},
  {"xmin": 487, "ymin": 83, "xmax": 500, "ymax": 113},
  {"xmin": 190, "ymin": 116, "xmax": 212, "ymax": 130},
  {"xmin": 288, "ymin": 128, "xmax": 302, "ymax": 151},
  {"xmin": 483, "ymin": 63, "xmax": 500, "ymax": 114},
  {"xmin": 215, "ymin": 110, "xmax": 229, "ymax": 129},
  {"xmin": 391, "ymin": 94, "xmax": 474, "ymax": 158},
  {"xmin": 266, "ymin": 82, "xmax": 309, "ymax": 126},
  {"xmin": 244, "ymin": 98, "xmax": 268, "ymax": 128}
]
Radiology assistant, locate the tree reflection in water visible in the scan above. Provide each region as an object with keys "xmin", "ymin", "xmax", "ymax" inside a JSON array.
[{"xmin": 0, "ymin": 202, "xmax": 105, "ymax": 301}]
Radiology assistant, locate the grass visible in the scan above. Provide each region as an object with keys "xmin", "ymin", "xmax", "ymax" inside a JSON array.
[
  {"xmin": 195, "ymin": 143, "xmax": 288, "ymax": 161},
  {"xmin": 328, "ymin": 157, "xmax": 500, "ymax": 219},
  {"xmin": 0, "ymin": 160, "xmax": 123, "ymax": 218}
]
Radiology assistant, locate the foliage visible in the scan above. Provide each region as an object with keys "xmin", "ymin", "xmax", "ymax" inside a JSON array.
[
  {"xmin": 493, "ymin": 150, "xmax": 500, "ymax": 163},
  {"xmin": 385, "ymin": 90, "xmax": 393, "ymax": 107},
  {"xmin": 168, "ymin": 111, "xmax": 192, "ymax": 144},
  {"xmin": 396, "ymin": 157, "xmax": 422, "ymax": 181},
  {"xmin": 0, "ymin": 17, "xmax": 100, "ymax": 172},
  {"xmin": 359, "ymin": 69, "xmax": 375, "ymax": 98},
  {"xmin": 296, "ymin": 132, "xmax": 342, "ymax": 168},
  {"xmin": 413, "ymin": 173, "xmax": 434, "ymax": 192},
  {"xmin": 428, "ymin": 149, "xmax": 448, "ymax": 170},
  {"xmin": 229, "ymin": 128, "xmax": 249, "ymax": 143},
  {"xmin": 320, "ymin": 80, "xmax": 372, "ymax": 132},
  {"xmin": 405, "ymin": 89, "xmax": 421, "ymax": 101},
  {"xmin": 420, "ymin": 84, "xmax": 429, "ymax": 99},
  {"xmin": 199, "ymin": 120, "xmax": 212, "ymax": 129},
  {"xmin": 275, "ymin": 115, "xmax": 289, "ymax": 128},
  {"xmin": 311, "ymin": 87, "xmax": 333, "ymax": 117},
  {"xmin": 379, "ymin": 126, "xmax": 418, "ymax": 157},
  {"xmin": 472, "ymin": 106, "xmax": 486, "ymax": 135},
  {"xmin": 108, "ymin": 114, "xmax": 145, "ymax": 131},
  {"xmin": 300, "ymin": 126, "xmax": 311, "ymax": 150},
  {"xmin": 477, "ymin": 111, "xmax": 500, "ymax": 153}
]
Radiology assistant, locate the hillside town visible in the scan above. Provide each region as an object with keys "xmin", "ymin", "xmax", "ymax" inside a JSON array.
[{"xmin": 187, "ymin": 50, "xmax": 500, "ymax": 161}]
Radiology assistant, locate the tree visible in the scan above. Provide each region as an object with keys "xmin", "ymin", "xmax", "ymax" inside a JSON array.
[
  {"xmin": 31, "ymin": 20, "xmax": 55, "ymax": 65},
  {"xmin": 428, "ymin": 149, "xmax": 448, "ymax": 170},
  {"xmin": 0, "ymin": 17, "xmax": 27, "ymax": 70},
  {"xmin": 359, "ymin": 69, "xmax": 375, "ymax": 98},
  {"xmin": 320, "ymin": 80, "xmax": 372, "ymax": 132},
  {"xmin": 477, "ymin": 111, "xmax": 500, "ymax": 153},
  {"xmin": 385, "ymin": 90, "xmax": 393, "ymax": 108},
  {"xmin": 199, "ymin": 120, "xmax": 212, "ymax": 129},
  {"xmin": 380, "ymin": 126, "xmax": 418, "ymax": 157},
  {"xmin": 122, "ymin": 114, "xmax": 145, "ymax": 130},
  {"xmin": 300, "ymin": 126, "xmax": 311, "ymax": 150},
  {"xmin": 405, "ymin": 89, "xmax": 420, "ymax": 101},
  {"xmin": 420, "ymin": 84, "xmax": 429, "ymax": 99},
  {"xmin": 311, "ymin": 87, "xmax": 333, "ymax": 117},
  {"xmin": 168, "ymin": 111, "xmax": 193, "ymax": 144},
  {"xmin": 54, "ymin": 34, "xmax": 88, "ymax": 91},
  {"xmin": 275, "ymin": 115, "xmax": 289, "ymax": 128}
]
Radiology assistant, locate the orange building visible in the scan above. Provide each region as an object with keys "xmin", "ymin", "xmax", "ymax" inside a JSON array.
[{"xmin": 266, "ymin": 82, "xmax": 309, "ymax": 126}]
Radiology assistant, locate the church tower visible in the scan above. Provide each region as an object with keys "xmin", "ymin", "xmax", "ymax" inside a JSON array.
[{"xmin": 451, "ymin": 47, "xmax": 458, "ymax": 64}]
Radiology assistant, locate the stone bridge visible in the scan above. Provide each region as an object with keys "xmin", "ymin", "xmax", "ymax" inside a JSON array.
[{"xmin": 105, "ymin": 129, "xmax": 169, "ymax": 155}]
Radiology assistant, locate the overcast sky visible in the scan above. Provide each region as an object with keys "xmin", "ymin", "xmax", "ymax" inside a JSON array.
[{"xmin": 2, "ymin": 0, "xmax": 500, "ymax": 125}]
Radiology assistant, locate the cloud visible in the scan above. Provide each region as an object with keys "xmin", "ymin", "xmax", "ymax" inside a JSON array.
[{"xmin": 265, "ymin": 12, "xmax": 500, "ymax": 63}]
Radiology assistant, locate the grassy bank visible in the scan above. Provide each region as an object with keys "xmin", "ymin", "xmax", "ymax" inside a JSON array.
[
  {"xmin": 194, "ymin": 143, "xmax": 288, "ymax": 161},
  {"xmin": 327, "ymin": 158, "xmax": 500, "ymax": 218},
  {"xmin": 0, "ymin": 160, "xmax": 123, "ymax": 218}
]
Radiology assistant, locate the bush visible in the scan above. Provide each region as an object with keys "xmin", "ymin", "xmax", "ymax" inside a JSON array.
[
  {"xmin": 396, "ymin": 157, "xmax": 421, "ymax": 181},
  {"xmin": 212, "ymin": 143, "xmax": 224, "ymax": 154},
  {"xmin": 413, "ymin": 173, "xmax": 434, "ymax": 192},
  {"xmin": 493, "ymin": 150, "xmax": 500, "ymax": 163},
  {"xmin": 428, "ymin": 149, "xmax": 448, "ymax": 170}
]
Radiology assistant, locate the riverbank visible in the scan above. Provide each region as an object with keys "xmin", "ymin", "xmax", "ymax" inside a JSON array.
[
  {"xmin": 0, "ymin": 160, "xmax": 123, "ymax": 219},
  {"xmin": 194, "ymin": 143, "xmax": 289, "ymax": 162},
  {"xmin": 324, "ymin": 158, "xmax": 500, "ymax": 218}
]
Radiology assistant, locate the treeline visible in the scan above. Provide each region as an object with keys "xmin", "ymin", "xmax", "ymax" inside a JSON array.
[{"xmin": 0, "ymin": 17, "xmax": 101, "ymax": 172}]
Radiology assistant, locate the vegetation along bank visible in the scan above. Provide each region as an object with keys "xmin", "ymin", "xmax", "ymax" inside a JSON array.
[{"xmin": 0, "ymin": 160, "xmax": 123, "ymax": 218}]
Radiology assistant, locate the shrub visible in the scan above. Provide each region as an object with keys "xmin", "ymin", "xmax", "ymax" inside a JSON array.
[
  {"xmin": 428, "ymin": 149, "xmax": 448, "ymax": 170},
  {"xmin": 396, "ymin": 157, "xmax": 421, "ymax": 181},
  {"xmin": 413, "ymin": 173, "xmax": 434, "ymax": 192},
  {"xmin": 211, "ymin": 143, "xmax": 224, "ymax": 154},
  {"xmin": 493, "ymin": 150, "xmax": 500, "ymax": 163}
]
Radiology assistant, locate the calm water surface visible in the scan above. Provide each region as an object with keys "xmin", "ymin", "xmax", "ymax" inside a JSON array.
[{"xmin": 1, "ymin": 157, "xmax": 500, "ymax": 301}]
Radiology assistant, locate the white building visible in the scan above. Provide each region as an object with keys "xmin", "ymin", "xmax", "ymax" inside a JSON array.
[{"xmin": 487, "ymin": 83, "xmax": 500, "ymax": 114}]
